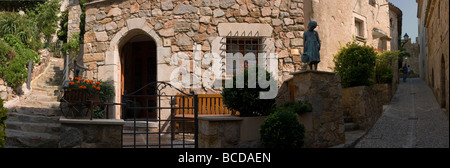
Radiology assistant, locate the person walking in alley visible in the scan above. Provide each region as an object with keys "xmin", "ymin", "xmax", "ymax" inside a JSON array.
[
  {"xmin": 402, "ymin": 65, "xmax": 408, "ymax": 82},
  {"xmin": 407, "ymin": 65, "xmax": 413, "ymax": 78}
]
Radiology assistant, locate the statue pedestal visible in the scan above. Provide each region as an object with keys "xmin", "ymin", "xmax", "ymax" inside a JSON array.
[{"xmin": 289, "ymin": 70, "xmax": 345, "ymax": 148}]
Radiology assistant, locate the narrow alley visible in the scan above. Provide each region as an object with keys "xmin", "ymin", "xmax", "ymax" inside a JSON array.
[{"xmin": 356, "ymin": 78, "xmax": 449, "ymax": 148}]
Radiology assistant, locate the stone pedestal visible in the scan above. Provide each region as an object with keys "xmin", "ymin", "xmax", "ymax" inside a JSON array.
[{"xmin": 289, "ymin": 70, "xmax": 345, "ymax": 148}]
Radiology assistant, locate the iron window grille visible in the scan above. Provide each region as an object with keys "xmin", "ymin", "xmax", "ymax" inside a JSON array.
[{"xmin": 225, "ymin": 37, "xmax": 264, "ymax": 75}]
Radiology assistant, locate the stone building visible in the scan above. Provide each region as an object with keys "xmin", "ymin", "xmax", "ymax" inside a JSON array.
[
  {"xmin": 305, "ymin": 0, "xmax": 392, "ymax": 72},
  {"xmin": 64, "ymin": 0, "xmax": 395, "ymax": 119},
  {"xmin": 389, "ymin": 2, "xmax": 402, "ymax": 51},
  {"xmin": 402, "ymin": 37, "xmax": 420, "ymax": 77},
  {"xmin": 67, "ymin": 0, "xmax": 309, "ymax": 119},
  {"xmin": 417, "ymin": 0, "xmax": 449, "ymax": 117},
  {"xmin": 388, "ymin": 2, "xmax": 401, "ymax": 93}
]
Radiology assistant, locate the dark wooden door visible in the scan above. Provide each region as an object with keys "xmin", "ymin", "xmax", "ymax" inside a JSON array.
[{"xmin": 123, "ymin": 41, "xmax": 157, "ymax": 119}]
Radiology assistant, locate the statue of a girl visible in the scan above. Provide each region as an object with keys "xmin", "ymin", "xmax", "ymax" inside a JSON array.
[{"xmin": 302, "ymin": 20, "xmax": 321, "ymax": 70}]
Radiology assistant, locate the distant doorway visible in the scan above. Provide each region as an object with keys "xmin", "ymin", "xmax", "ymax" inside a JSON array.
[{"xmin": 120, "ymin": 34, "xmax": 157, "ymax": 119}]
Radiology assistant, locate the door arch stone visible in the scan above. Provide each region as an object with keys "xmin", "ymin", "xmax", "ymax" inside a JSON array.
[{"xmin": 100, "ymin": 18, "xmax": 171, "ymax": 119}]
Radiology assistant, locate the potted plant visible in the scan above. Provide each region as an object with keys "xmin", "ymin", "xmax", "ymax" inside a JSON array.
[{"xmin": 60, "ymin": 77, "xmax": 114, "ymax": 119}]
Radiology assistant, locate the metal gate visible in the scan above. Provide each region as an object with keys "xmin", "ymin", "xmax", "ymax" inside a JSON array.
[{"xmin": 121, "ymin": 81, "xmax": 198, "ymax": 148}]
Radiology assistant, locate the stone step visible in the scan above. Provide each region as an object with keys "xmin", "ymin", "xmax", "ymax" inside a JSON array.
[
  {"xmin": 13, "ymin": 104, "xmax": 61, "ymax": 116},
  {"xmin": 24, "ymin": 94, "xmax": 59, "ymax": 102},
  {"xmin": 5, "ymin": 121, "xmax": 61, "ymax": 134},
  {"xmin": 344, "ymin": 122, "xmax": 359, "ymax": 131},
  {"xmin": 31, "ymin": 86, "xmax": 62, "ymax": 96},
  {"xmin": 4, "ymin": 129, "xmax": 59, "ymax": 148},
  {"xmin": 33, "ymin": 84, "xmax": 63, "ymax": 92},
  {"xmin": 7, "ymin": 111, "xmax": 60, "ymax": 124},
  {"xmin": 344, "ymin": 130, "xmax": 366, "ymax": 148}
]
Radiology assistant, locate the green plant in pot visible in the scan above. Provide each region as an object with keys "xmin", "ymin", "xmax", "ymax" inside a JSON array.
[
  {"xmin": 221, "ymin": 67, "xmax": 276, "ymax": 117},
  {"xmin": 62, "ymin": 77, "xmax": 114, "ymax": 119}
]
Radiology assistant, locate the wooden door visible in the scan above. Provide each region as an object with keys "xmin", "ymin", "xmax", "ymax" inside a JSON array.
[{"xmin": 123, "ymin": 41, "xmax": 157, "ymax": 119}]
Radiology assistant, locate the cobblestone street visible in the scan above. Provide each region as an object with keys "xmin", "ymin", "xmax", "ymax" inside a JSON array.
[{"xmin": 356, "ymin": 78, "xmax": 449, "ymax": 148}]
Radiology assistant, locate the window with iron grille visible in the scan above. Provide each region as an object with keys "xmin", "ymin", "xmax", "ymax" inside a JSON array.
[{"xmin": 225, "ymin": 37, "xmax": 264, "ymax": 75}]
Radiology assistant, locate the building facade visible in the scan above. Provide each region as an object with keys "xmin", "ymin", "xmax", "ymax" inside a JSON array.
[
  {"xmin": 417, "ymin": 0, "xmax": 449, "ymax": 117},
  {"xmin": 66, "ymin": 0, "xmax": 394, "ymax": 119},
  {"xmin": 306, "ymin": 0, "xmax": 392, "ymax": 71}
]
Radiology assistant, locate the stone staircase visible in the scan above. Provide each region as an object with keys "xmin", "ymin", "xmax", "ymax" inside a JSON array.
[
  {"xmin": 337, "ymin": 112, "xmax": 366, "ymax": 148},
  {"xmin": 5, "ymin": 58, "xmax": 64, "ymax": 148}
]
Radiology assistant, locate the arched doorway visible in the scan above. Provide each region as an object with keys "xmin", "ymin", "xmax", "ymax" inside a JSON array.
[
  {"xmin": 120, "ymin": 34, "xmax": 157, "ymax": 119},
  {"xmin": 441, "ymin": 55, "xmax": 446, "ymax": 109}
]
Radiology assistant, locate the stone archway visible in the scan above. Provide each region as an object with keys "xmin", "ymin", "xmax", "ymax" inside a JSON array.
[{"xmin": 101, "ymin": 18, "xmax": 171, "ymax": 119}]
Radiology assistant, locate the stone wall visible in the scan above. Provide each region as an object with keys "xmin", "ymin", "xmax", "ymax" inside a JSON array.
[
  {"xmin": 198, "ymin": 116, "xmax": 265, "ymax": 148},
  {"xmin": 59, "ymin": 117, "xmax": 125, "ymax": 148},
  {"xmin": 403, "ymin": 39, "xmax": 420, "ymax": 78},
  {"xmin": 80, "ymin": 0, "xmax": 309, "ymax": 119},
  {"xmin": 423, "ymin": 0, "xmax": 449, "ymax": 115},
  {"xmin": 68, "ymin": 0, "xmax": 82, "ymax": 38},
  {"xmin": 342, "ymin": 84, "xmax": 392, "ymax": 131},
  {"xmin": 288, "ymin": 70, "xmax": 345, "ymax": 148}
]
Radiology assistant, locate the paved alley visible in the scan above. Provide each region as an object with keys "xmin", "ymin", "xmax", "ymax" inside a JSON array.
[{"xmin": 355, "ymin": 78, "xmax": 449, "ymax": 148}]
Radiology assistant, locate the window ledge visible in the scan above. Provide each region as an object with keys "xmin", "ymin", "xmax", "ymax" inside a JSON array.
[{"xmin": 355, "ymin": 36, "xmax": 367, "ymax": 42}]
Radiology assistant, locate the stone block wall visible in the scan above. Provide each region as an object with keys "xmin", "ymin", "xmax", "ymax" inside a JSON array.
[
  {"xmin": 59, "ymin": 117, "xmax": 125, "ymax": 148},
  {"xmin": 81, "ymin": 0, "xmax": 308, "ymax": 91},
  {"xmin": 288, "ymin": 70, "xmax": 345, "ymax": 148},
  {"xmin": 78, "ymin": 0, "xmax": 310, "ymax": 119},
  {"xmin": 198, "ymin": 116, "xmax": 265, "ymax": 148},
  {"xmin": 342, "ymin": 83, "xmax": 393, "ymax": 131}
]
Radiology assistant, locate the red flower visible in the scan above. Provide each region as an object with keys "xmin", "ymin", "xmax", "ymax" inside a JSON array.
[{"xmin": 94, "ymin": 104, "xmax": 98, "ymax": 107}]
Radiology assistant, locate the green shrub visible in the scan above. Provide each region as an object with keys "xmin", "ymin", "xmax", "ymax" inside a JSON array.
[
  {"xmin": 278, "ymin": 101, "xmax": 312, "ymax": 115},
  {"xmin": 27, "ymin": 0, "xmax": 61, "ymax": 44},
  {"xmin": 57, "ymin": 10, "xmax": 68, "ymax": 44},
  {"xmin": 1, "ymin": 34, "xmax": 39, "ymax": 88},
  {"xmin": 375, "ymin": 51, "xmax": 399, "ymax": 84},
  {"xmin": 0, "ymin": 40, "xmax": 16, "ymax": 72},
  {"xmin": 0, "ymin": 99, "xmax": 8, "ymax": 148},
  {"xmin": 221, "ymin": 67, "xmax": 276, "ymax": 117},
  {"xmin": 333, "ymin": 41, "xmax": 377, "ymax": 88},
  {"xmin": 98, "ymin": 81, "xmax": 115, "ymax": 102},
  {"xmin": 260, "ymin": 110, "xmax": 305, "ymax": 148},
  {"xmin": 0, "ymin": 11, "xmax": 42, "ymax": 51}
]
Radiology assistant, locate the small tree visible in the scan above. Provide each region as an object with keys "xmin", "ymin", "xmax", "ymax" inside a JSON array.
[
  {"xmin": 375, "ymin": 50, "xmax": 399, "ymax": 84},
  {"xmin": 221, "ymin": 67, "xmax": 276, "ymax": 117},
  {"xmin": 333, "ymin": 41, "xmax": 377, "ymax": 88}
]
